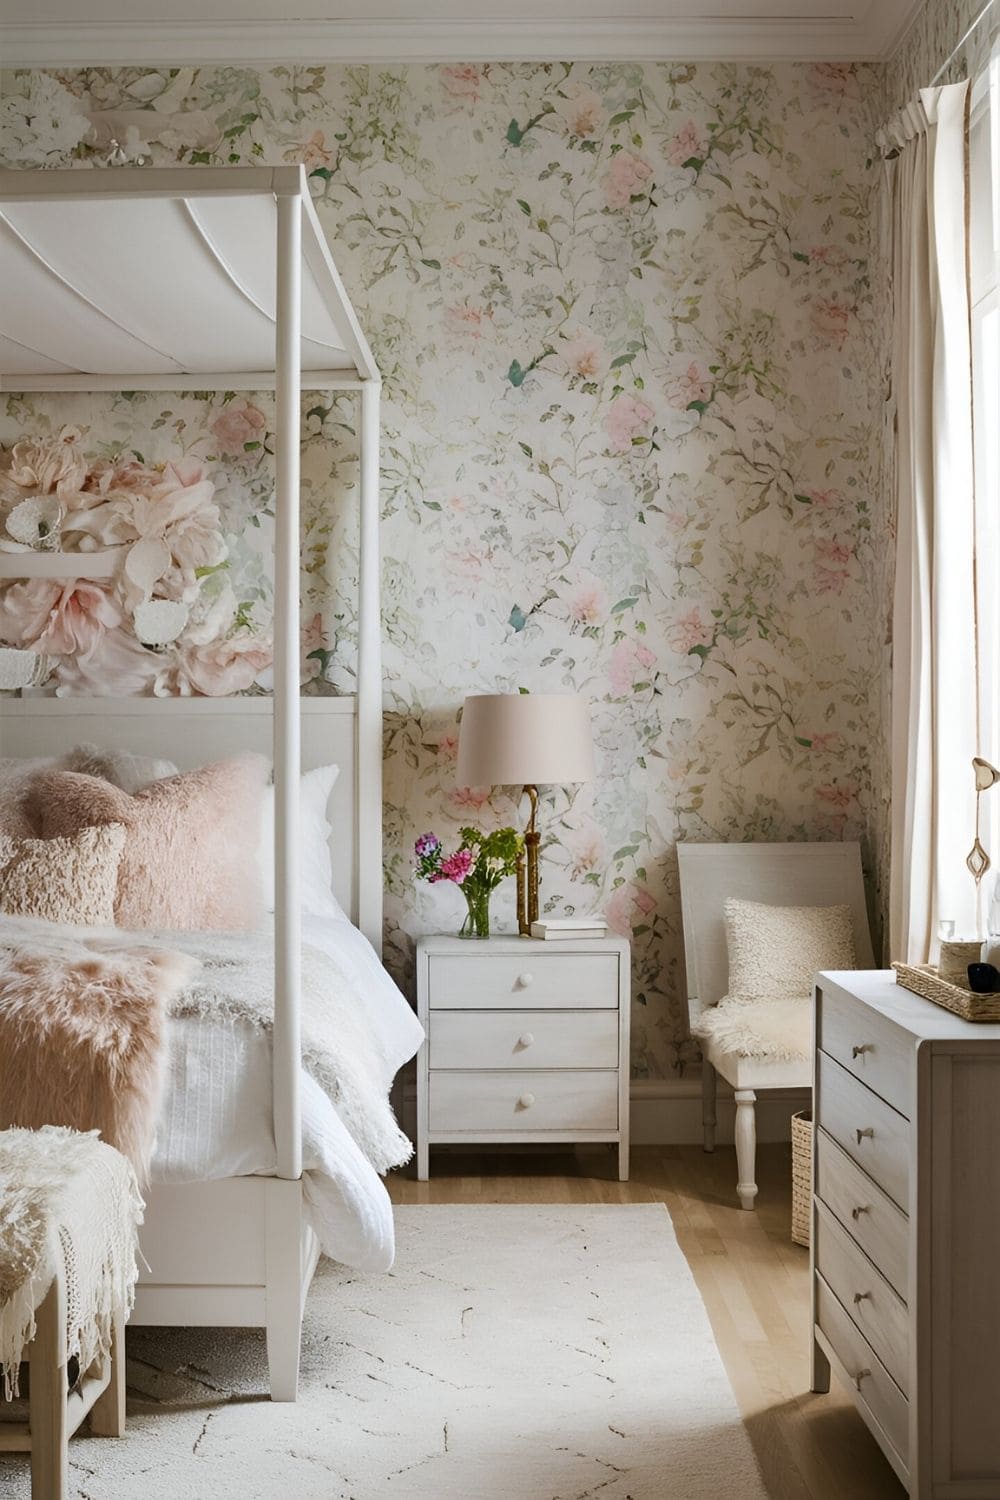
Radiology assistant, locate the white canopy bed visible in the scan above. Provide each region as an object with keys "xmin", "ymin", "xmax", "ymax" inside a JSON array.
[{"xmin": 0, "ymin": 165, "xmax": 409, "ymax": 1402}]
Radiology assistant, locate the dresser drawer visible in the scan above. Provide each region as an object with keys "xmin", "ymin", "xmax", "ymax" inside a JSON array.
[
  {"xmin": 428, "ymin": 953, "xmax": 618, "ymax": 1010},
  {"xmin": 429, "ymin": 1009, "xmax": 619, "ymax": 1071},
  {"xmin": 814, "ymin": 1200, "xmax": 909, "ymax": 1393},
  {"xmin": 816, "ymin": 1274, "xmax": 908, "ymax": 1467},
  {"xmin": 428, "ymin": 1069, "xmax": 619, "ymax": 1132},
  {"xmin": 817, "ymin": 983, "xmax": 914, "ymax": 1118},
  {"xmin": 817, "ymin": 1051, "xmax": 910, "ymax": 1212},
  {"xmin": 816, "ymin": 1130, "xmax": 909, "ymax": 1301}
]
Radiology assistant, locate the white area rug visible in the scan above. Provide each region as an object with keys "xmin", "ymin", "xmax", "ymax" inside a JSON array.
[{"xmin": 3, "ymin": 1204, "xmax": 768, "ymax": 1499}]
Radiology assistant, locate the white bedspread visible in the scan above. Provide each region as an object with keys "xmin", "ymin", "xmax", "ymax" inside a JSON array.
[{"xmin": 152, "ymin": 914, "xmax": 423, "ymax": 1271}]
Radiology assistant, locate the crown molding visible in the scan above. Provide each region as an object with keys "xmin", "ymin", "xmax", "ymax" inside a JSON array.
[{"xmin": 0, "ymin": 8, "xmax": 924, "ymax": 68}]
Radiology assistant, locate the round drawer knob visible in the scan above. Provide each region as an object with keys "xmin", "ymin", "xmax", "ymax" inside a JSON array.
[
  {"xmin": 518, "ymin": 972, "xmax": 534, "ymax": 988},
  {"xmin": 517, "ymin": 1092, "xmax": 536, "ymax": 1109},
  {"xmin": 518, "ymin": 1032, "xmax": 535, "ymax": 1048}
]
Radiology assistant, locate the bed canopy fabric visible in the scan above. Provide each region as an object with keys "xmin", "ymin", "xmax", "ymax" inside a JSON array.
[
  {"xmin": 0, "ymin": 165, "xmax": 377, "ymax": 389},
  {"xmin": 0, "ymin": 164, "xmax": 384, "ymax": 1190}
]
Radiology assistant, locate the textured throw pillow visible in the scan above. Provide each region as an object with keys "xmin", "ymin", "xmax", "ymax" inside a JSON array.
[
  {"xmin": 724, "ymin": 898, "xmax": 856, "ymax": 1001},
  {"xmin": 24, "ymin": 754, "xmax": 268, "ymax": 933},
  {"xmin": 259, "ymin": 763, "xmax": 345, "ymax": 920},
  {"xmin": 0, "ymin": 824, "xmax": 127, "ymax": 926}
]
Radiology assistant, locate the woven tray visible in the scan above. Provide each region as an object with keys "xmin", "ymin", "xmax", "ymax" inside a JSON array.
[
  {"xmin": 892, "ymin": 962, "xmax": 1000, "ymax": 1023},
  {"xmin": 790, "ymin": 1110, "xmax": 812, "ymax": 1249}
]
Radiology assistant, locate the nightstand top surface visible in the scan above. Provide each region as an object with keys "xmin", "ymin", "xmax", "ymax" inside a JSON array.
[{"xmin": 416, "ymin": 933, "xmax": 629, "ymax": 955}]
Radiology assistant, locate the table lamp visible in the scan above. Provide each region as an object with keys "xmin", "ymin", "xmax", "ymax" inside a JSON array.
[{"xmin": 456, "ymin": 693, "xmax": 595, "ymax": 935}]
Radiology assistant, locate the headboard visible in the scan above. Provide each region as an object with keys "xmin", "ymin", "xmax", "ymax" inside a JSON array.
[
  {"xmin": 0, "ymin": 694, "xmax": 376, "ymax": 941},
  {"xmin": 676, "ymin": 841, "xmax": 874, "ymax": 1030}
]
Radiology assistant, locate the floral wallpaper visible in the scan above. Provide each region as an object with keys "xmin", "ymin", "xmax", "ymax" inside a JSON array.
[{"xmin": 0, "ymin": 61, "xmax": 887, "ymax": 1078}]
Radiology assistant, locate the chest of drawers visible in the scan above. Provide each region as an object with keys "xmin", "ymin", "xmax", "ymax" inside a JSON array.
[
  {"xmin": 811, "ymin": 971, "xmax": 1000, "ymax": 1497},
  {"xmin": 415, "ymin": 934, "xmax": 630, "ymax": 1181}
]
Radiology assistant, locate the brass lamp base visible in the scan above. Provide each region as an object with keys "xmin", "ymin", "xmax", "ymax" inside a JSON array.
[{"xmin": 516, "ymin": 784, "xmax": 540, "ymax": 935}]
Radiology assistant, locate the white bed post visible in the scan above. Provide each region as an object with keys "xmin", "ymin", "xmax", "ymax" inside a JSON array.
[
  {"xmin": 269, "ymin": 185, "xmax": 304, "ymax": 1402},
  {"xmin": 357, "ymin": 378, "xmax": 383, "ymax": 955}
]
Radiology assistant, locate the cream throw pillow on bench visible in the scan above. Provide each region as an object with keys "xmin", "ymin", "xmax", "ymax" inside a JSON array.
[
  {"xmin": 0, "ymin": 824, "xmax": 127, "ymax": 927},
  {"xmin": 724, "ymin": 897, "xmax": 856, "ymax": 1002}
]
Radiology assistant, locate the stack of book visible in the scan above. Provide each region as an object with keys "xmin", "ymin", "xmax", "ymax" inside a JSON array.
[{"xmin": 529, "ymin": 916, "xmax": 608, "ymax": 941}]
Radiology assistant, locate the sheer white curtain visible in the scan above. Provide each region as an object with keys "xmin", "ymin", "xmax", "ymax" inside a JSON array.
[{"xmin": 882, "ymin": 81, "xmax": 978, "ymax": 962}]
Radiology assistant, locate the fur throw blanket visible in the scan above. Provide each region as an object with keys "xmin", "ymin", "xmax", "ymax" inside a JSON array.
[
  {"xmin": 692, "ymin": 995, "xmax": 813, "ymax": 1063},
  {"xmin": 0, "ymin": 1126, "xmax": 144, "ymax": 1398},
  {"xmin": 0, "ymin": 916, "xmax": 412, "ymax": 1175},
  {"xmin": 0, "ymin": 926, "xmax": 196, "ymax": 1178}
]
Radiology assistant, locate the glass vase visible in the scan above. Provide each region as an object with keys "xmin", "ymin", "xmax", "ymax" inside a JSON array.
[{"xmin": 459, "ymin": 885, "xmax": 491, "ymax": 939}]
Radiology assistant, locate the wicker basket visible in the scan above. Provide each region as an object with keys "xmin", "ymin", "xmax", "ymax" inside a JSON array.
[
  {"xmin": 791, "ymin": 1110, "xmax": 812, "ymax": 1248},
  {"xmin": 893, "ymin": 962, "xmax": 1000, "ymax": 1023}
]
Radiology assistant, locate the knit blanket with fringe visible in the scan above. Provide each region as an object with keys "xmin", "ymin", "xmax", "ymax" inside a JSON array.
[{"xmin": 0, "ymin": 1126, "xmax": 143, "ymax": 1399}]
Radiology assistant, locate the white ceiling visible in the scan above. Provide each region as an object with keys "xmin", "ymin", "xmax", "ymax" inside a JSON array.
[{"xmin": 0, "ymin": 0, "xmax": 925, "ymax": 67}]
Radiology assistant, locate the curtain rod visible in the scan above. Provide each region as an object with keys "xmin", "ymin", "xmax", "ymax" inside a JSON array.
[{"xmin": 931, "ymin": 0, "xmax": 998, "ymax": 86}]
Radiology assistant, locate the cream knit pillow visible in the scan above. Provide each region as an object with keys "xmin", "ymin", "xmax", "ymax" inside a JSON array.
[
  {"xmin": 0, "ymin": 824, "xmax": 127, "ymax": 927},
  {"xmin": 724, "ymin": 897, "xmax": 856, "ymax": 1001}
]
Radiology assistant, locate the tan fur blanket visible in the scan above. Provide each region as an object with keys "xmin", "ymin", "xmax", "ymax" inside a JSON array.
[{"xmin": 0, "ymin": 924, "xmax": 196, "ymax": 1179}]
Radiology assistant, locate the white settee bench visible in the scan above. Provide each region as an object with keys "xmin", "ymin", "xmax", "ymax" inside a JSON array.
[{"xmin": 0, "ymin": 1127, "xmax": 143, "ymax": 1499}]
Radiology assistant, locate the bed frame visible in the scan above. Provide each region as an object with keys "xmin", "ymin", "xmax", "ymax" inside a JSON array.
[{"xmin": 0, "ymin": 167, "xmax": 384, "ymax": 1402}]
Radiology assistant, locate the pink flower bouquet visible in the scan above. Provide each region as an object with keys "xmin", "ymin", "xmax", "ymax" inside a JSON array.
[{"xmin": 414, "ymin": 826, "xmax": 523, "ymax": 938}]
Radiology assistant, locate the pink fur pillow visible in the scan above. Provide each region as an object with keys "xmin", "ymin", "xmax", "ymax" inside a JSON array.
[{"xmin": 24, "ymin": 754, "xmax": 268, "ymax": 932}]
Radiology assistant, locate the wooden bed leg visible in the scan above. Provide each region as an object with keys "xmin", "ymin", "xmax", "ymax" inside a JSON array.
[
  {"xmin": 30, "ymin": 1276, "xmax": 68, "ymax": 1500},
  {"xmin": 89, "ymin": 1311, "xmax": 125, "ymax": 1437},
  {"xmin": 265, "ymin": 1180, "xmax": 303, "ymax": 1402}
]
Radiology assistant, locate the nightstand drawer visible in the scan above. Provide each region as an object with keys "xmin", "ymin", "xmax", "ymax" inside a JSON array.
[
  {"xmin": 428, "ymin": 953, "xmax": 618, "ymax": 1010},
  {"xmin": 429, "ymin": 1009, "xmax": 619, "ymax": 1070},
  {"xmin": 428, "ymin": 1069, "xmax": 619, "ymax": 1132},
  {"xmin": 817, "ymin": 1051, "xmax": 910, "ymax": 1212},
  {"xmin": 817, "ymin": 983, "xmax": 914, "ymax": 1118}
]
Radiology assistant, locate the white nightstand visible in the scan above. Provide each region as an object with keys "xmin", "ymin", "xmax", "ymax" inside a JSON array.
[{"xmin": 415, "ymin": 934, "xmax": 630, "ymax": 1181}]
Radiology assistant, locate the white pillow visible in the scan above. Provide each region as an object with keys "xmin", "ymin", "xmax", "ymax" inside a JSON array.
[
  {"xmin": 724, "ymin": 898, "xmax": 856, "ymax": 1001},
  {"xmin": 0, "ymin": 745, "xmax": 177, "ymax": 834},
  {"xmin": 260, "ymin": 763, "xmax": 344, "ymax": 920}
]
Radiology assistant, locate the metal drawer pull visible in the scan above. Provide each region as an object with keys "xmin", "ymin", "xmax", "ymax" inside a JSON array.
[
  {"xmin": 852, "ymin": 1043, "xmax": 873, "ymax": 1059},
  {"xmin": 517, "ymin": 1032, "xmax": 535, "ymax": 1048},
  {"xmin": 853, "ymin": 1291, "xmax": 871, "ymax": 1305},
  {"xmin": 851, "ymin": 1205, "xmax": 871, "ymax": 1222},
  {"xmin": 853, "ymin": 1367, "xmax": 872, "ymax": 1391},
  {"xmin": 518, "ymin": 972, "xmax": 534, "ymax": 988},
  {"xmin": 855, "ymin": 1127, "xmax": 874, "ymax": 1144},
  {"xmin": 517, "ymin": 1093, "xmax": 535, "ymax": 1109}
]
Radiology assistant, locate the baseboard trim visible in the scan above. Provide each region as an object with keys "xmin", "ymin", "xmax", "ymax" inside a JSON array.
[
  {"xmin": 630, "ymin": 1077, "xmax": 809, "ymax": 1146},
  {"xmin": 397, "ymin": 1071, "xmax": 809, "ymax": 1148}
]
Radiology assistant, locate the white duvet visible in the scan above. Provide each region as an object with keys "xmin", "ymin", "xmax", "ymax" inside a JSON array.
[{"xmin": 152, "ymin": 914, "xmax": 424, "ymax": 1272}]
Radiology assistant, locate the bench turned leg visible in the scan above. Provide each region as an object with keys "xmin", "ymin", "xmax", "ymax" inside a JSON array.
[
  {"xmin": 734, "ymin": 1088, "xmax": 759, "ymax": 1210},
  {"xmin": 30, "ymin": 1277, "xmax": 68, "ymax": 1500},
  {"xmin": 89, "ymin": 1312, "xmax": 125, "ymax": 1437}
]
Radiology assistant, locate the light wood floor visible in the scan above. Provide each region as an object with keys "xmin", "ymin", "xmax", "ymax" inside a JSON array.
[{"xmin": 389, "ymin": 1142, "xmax": 906, "ymax": 1500}]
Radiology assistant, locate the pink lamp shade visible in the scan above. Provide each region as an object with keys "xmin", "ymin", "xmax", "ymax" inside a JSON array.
[{"xmin": 456, "ymin": 693, "xmax": 595, "ymax": 788}]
